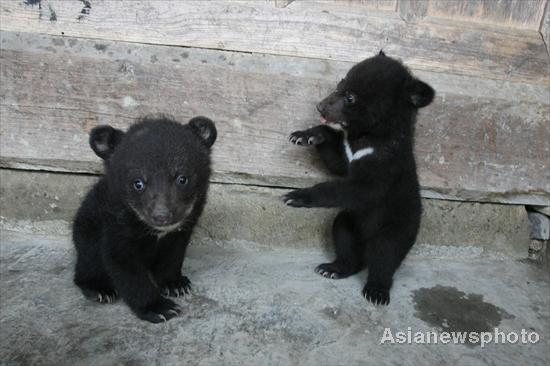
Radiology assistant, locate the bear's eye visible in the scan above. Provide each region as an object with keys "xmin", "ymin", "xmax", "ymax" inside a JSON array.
[
  {"xmin": 344, "ymin": 92, "xmax": 356, "ymax": 104},
  {"xmin": 133, "ymin": 179, "xmax": 145, "ymax": 191},
  {"xmin": 176, "ymin": 175, "xmax": 188, "ymax": 186}
]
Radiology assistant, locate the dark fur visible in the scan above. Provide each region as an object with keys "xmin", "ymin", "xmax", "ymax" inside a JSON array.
[
  {"xmin": 284, "ymin": 53, "xmax": 434, "ymax": 305},
  {"xmin": 73, "ymin": 115, "xmax": 216, "ymax": 323}
]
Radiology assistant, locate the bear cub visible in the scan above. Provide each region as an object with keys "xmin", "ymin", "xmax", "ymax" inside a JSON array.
[
  {"xmin": 73, "ymin": 115, "xmax": 217, "ymax": 323},
  {"xmin": 284, "ymin": 51, "xmax": 434, "ymax": 305}
]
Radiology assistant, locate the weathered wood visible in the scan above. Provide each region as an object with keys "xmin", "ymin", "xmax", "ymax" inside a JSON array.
[
  {"xmin": 274, "ymin": 0, "xmax": 294, "ymax": 8},
  {"xmin": 0, "ymin": 32, "xmax": 549, "ymax": 205},
  {"xmin": 427, "ymin": 0, "xmax": 547, "ymax": 30},
  {"xmin": 541, "ymin": 0, "xmax": 550, "ymax": 50},
  {"xmin": 398, "ymin": 0, "xmax": 429, "ymax": 23},
  {"xmin": 314, "ymin": 0, "xmax": 397, "ymax": 11},
  {"xmin": 0, "ymin": 0, "xmax": 547, "ymax": 84}
]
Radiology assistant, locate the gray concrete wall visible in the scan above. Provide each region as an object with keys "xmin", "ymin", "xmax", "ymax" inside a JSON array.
[{"xmin": 0, "ymin": 169, "xmax": 530, "ymax": 258}]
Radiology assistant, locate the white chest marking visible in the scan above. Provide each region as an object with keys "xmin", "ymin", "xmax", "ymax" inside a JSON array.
[
  {"xmin": 326, "ymin": 123, "xmax": 344, "ymax": 132},
  {"xmin": 344, "ymin": 139, "xmax": 375, "ymax": 162}
]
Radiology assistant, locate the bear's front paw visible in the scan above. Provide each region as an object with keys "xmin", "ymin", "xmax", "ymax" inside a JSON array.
[
  {"xmin": 81, "ymin": 287, "xmax": 119, "ymax": 304},
  {"xmin": 283, "ymin": 189, "xmax": 314, "ymax": 208},
  {"xmin": 162, "ymin": 275, "xmax": 192, "ymax": 298},
  {"xmin": 139, "ymin": 298, "xmax": 182, "ymax": 323},
  {"xmin": 289, "ymin": 130, "xmax": 325, "ymax": 146},
  {"xmin": 315, "ymin": 262, "xmax": 353, "ymax": 279},
  {"xmin": 362, "ymin": 284, "xmax": 390, "ymax": 306}
]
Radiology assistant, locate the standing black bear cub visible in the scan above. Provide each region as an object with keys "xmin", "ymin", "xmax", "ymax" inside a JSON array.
[
  {"xmin": 73, "ymin": 115, "xmax": 217, "ymax": 323},
  {"xmin": 284, "ymin": 52, "xmax": 434, "ymax": 305}
]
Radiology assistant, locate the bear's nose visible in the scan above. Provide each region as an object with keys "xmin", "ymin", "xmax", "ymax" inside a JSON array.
[{"xmin": 316, "ymin": 103, "xmax": 324, "ymax": 114}]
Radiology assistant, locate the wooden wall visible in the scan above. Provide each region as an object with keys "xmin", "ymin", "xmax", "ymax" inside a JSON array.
[
  {"xmin": 425, "ymin": 0, "xmax": 546, "ymax": 29},
  {"xmin": 286, "ymin": 0, "xmax": 547, "ymax": 29},
  {"xmin": 0, "ymin": 0, "xmax": 548, "ymax": 206}
]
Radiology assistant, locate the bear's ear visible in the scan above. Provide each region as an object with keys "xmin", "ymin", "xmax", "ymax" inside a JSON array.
[
  {"xmin": 406, "ymin": 79, "xmax": 435, "ymax": 108},
  {"xmin": 89, "ymin": 125, "xmax": 124, "ymax": 160},
  {"xmin": 189, "ymin": 116, "xmax": 217, "ymax": 148}
]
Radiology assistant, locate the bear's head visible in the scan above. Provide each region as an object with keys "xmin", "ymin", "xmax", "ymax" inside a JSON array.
[
  {"xmin": 316, "ymin": 51, "xmax": 434, "ymax": 137},
  {"xmin": 89, "ymin": 115, "xmax": 217, "ymax": 231}
]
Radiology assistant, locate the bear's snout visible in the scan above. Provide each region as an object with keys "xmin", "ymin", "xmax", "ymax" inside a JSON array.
[{"xmin": 150, "ymin": 207, "xmax": 172, "ymax": 227}]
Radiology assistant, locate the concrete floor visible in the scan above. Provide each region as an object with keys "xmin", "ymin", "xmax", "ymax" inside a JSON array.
[{"xmin": 1, "ymin": 229, "xmax": 549, "ymax": 366}]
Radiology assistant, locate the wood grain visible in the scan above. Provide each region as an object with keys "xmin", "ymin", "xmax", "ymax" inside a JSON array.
[
  {"xmin": 1, "ymin": 31, "xmax": 548, "ymax": 205},
  {"xmin": 427, "ymin": 0, "xmax": 547, "ymax": 30},
  {"xmin": 314, "ymin": 0, "xmax": 397, "ymax": 11},
  {"xmin": 0, "ymin": 0, "xmax": 547, "ymax": 84},
  {"xmin": 541, "ymin": 0, "xmax": 550, "ymax": 49},
  {"xmin": 398, "ymin": 0, "xmax": 429, "ymax": 23},
  {"xmin": 274, "ymin": 0, "xmax": 294, "ymax": 8}
]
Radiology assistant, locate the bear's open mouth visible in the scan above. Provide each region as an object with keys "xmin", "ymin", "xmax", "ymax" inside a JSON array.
[{"xmin": 320, "ymin": 116, "xmax": 339, "ymax": 124}]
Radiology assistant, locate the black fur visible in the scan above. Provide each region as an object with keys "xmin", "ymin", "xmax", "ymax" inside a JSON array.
[
  {"xmin": 284, "ymin": 53, "xmax": 434, "ymax": 305},
  {"xmin": 73, "ymin": 115, "xmax": 217, "ymax": 323}
]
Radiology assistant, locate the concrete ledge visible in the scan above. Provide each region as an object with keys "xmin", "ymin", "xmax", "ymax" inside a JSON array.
[{"xmin": 0, "ymin": 169, "xmax": 530, "ymax": 258}]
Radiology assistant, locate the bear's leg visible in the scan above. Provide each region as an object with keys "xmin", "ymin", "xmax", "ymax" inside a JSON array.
[
  {"xmin": 152, "ymin": 232, "xmax": 192, "ymax": 297},
  {"xmin": 105, "ymin": 262, "xmax": 182, "ymax": 323},
  {"xmin": 75, "ymin": 279, "xmax": 118, "ymax": 304},
  {"xmin": 315, "ymin": 211, "xmax": 363, "ymax": 279},
  {"xmin": 73, "ymin": 229, "xmax": 118, "ymax": 304},
  {"xmin": 74, "ymin": 259, "xmax": 118, "ymax": 304},
  {"xmin": 362, "ymin": 229, "xmax": 414, "ymax": 306}
]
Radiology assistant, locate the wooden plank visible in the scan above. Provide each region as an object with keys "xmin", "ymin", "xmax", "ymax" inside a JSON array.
[
  {"xmin": 313, "ymin": 0, "xmax": 397, "ymax": 12},
  {"xmin": 541, "ymin": 0, "xmax": 550, "ymax": 49},
  {"xmin": 0, "ymin": 0, "xmax": 547, "ymax": 84},
  {"xmin": 398, "ymin": 0, "xmax": 429, "ymax": 23},
  {"xmin": 274, "ymin": 0, "xmax": 294, "ymax": 8},
  {"xmin": 427, "ymin": 0, "xmax": 547, "ymax": 30},
  {"xmin": 0, "ymin": 31, "xmax": 549, "ymax": 205}
]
